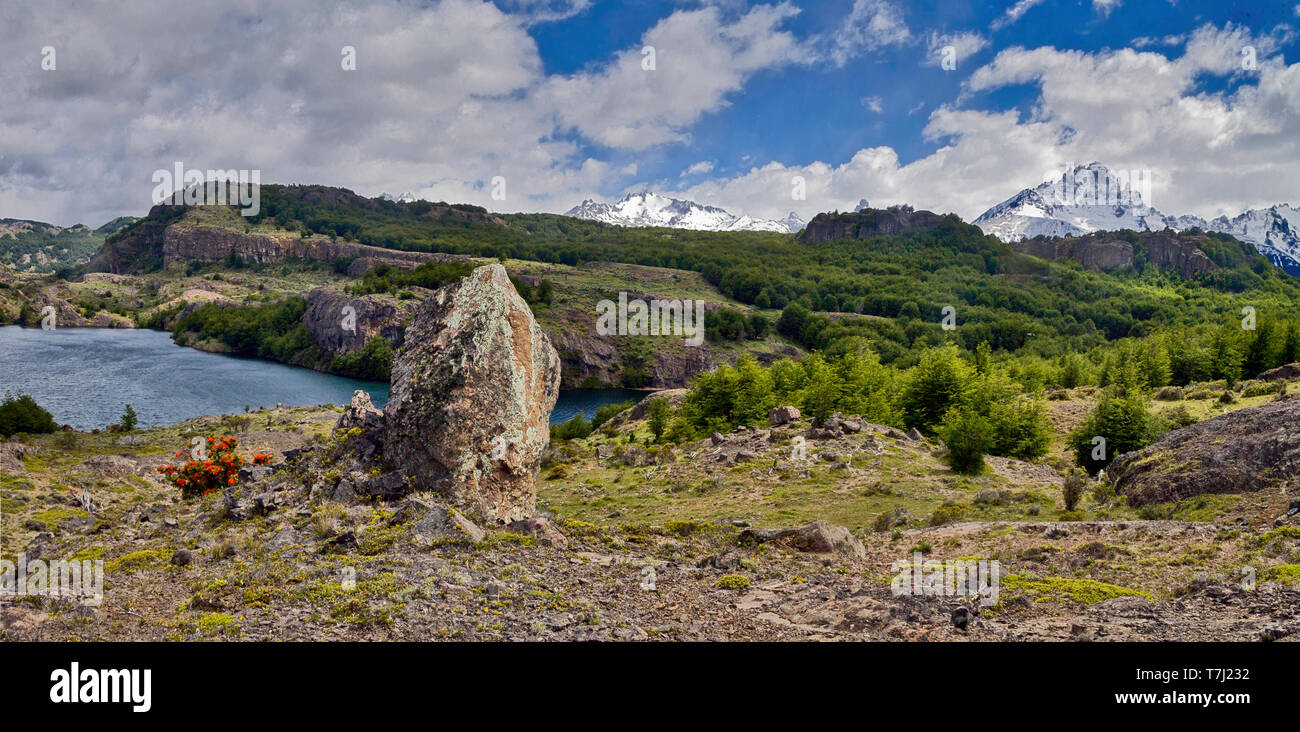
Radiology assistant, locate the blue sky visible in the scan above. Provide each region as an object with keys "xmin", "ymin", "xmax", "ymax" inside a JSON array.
[
  {"xmin": 520, "ymin": 0, "xmax": 1299, "ymax": 218},
  {"xmin": 2, "ymin": 0, "xmax": 1298, "ymax": 226}
]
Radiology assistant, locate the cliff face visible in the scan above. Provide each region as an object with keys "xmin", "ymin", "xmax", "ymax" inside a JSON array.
[
  {"xmin": 84, "ymin": 208, "xmax": 173, "ymax": 274},
  {"xmin": 302, "ymin": 288, "xmax": 405, "ymax": 354},
  {"xmin": 85, "ymin": 195, "xmax": 480, "ymax": 275},
  {"xmin": 796, "ymin": 207, "xmax": 951, "ymax": 244},
  {"xmin": 90, "ymin": 220, "xmax": 455, "ymax": 275},
  {"xmin": 160, "ymin": 225, "xmax": 457, "ymax": 270},
  {"xmin": 1012, "ymin": 230, "xmax": 1216, "ymax": 277}
]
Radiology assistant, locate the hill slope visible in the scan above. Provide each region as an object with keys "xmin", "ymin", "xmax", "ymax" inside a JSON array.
[{"xmin": 0, "ymin": 217, "xmax": 134, "ymax": 273}]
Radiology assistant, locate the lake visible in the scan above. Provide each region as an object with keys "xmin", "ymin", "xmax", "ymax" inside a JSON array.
[{"xmin": 0, "ymin": 326, "xmax": 644, "ymax": 430}]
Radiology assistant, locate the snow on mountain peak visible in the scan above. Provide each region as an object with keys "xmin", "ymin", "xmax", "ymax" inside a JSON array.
[
  {"xmin": 973, "ymin": 164, "xmax": 1300, "ymax": 275},
  {"xmin": 563, "ymin": 191, "xmax": 803, "ymax": 234}
]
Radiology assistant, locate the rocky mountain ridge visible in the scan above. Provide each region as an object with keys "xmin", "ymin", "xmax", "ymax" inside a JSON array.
[{"xmin": 974, "ymin": 162, "xmax": 1300, "ymax": 275}]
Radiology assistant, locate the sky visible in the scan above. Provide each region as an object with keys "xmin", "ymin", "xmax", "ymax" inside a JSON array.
[{"xmin": 1, "ymin": 0, "xmax": 1298, "ymax": 227}]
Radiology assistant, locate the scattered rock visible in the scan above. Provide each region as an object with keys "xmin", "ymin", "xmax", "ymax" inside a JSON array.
[
  {"xmin": 768, "ymin": 406, "xmax": 801, "ymax": 426},
  {"xmin": 0, "ymin": 442, "xmax": 36, "ymax": 473},
  {"xmin": 509, "ymin": 517, "xmax": 568, "ymax": 548},
  {"xmin": 322, "ymin": 531, "xmax": 359, "ymax": 553},
  {"xmin": 80, "ymin": 454, "xmax": 137, "ymax": 477},
  {"xmin": 951, "ymin": 607, "xmax": 970, "ymax": 631},
  {"xmin": 23, "ymin": 532, "xmax": 54, "ymax": 561},
  {"xmin": 740, "ymin": 520, "xmax": 866, "ymax": 559},
  {"xmin": 171, "ymin": 549, "xmax": 192, "ymax": 566},
  {"xmin": 335, "ymin": 389, "xmax": 384, "ymax": 433},
  {"xmin": 618, "ymin": 446, "xmax": 648, "ymax": 467},
  {"xmin": 237, "ymin": 464, "xmax": 274, "ymax": 484},
  {"xmin": 396, "ymin": 497, "xmax": 485, "ymax": 546}
]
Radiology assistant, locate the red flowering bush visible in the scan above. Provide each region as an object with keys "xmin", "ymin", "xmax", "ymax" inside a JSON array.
[{"xmin": 155, "ymin": 436, "xmax": 273, "ymax": 500}]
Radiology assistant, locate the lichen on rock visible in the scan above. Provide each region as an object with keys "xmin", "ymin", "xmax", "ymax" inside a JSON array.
[{"xmin": 383, "ymin": 263, "xmax": 561, "ymax": 524}]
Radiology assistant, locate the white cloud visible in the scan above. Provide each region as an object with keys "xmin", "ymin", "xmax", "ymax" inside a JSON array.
[
  {"xmin": 668, "ymin": 24, "xmax": 1300, "ymax": 224},
  {"xmin": 820, "ymin": 0, "xmax": 911, "ymax": 66},
  {"xmin": 683, "ymin": 161, "xmax": 715, "ymax": 176},
  {"xmin": 1132, "ymin": 34, "xmax": 1187, "ymax": 49},
  {"xmin": 1092, "ymin": 0, "xmax": 1123, "ymax": 17},
  {"xmin": 496, "ymin": 0, "xmax": 591, "ymax": 25},
  {"xmin": 538, "ymin": 3, "xmax": 807, "ymax": 150},
  {"xmin": 0, "ymin": 0, "xmax": 813, "ymax": 224},
  {"xmin": 991, "ymin": 0, "xmax": 1044, "ymax": 32},
  {"xmin": 923, "ymin": 30, "xmax": 989, "ymax": 67},
  {"xmin": 861, "ymin": 95, "xmax": 883, "ymax": 113}
]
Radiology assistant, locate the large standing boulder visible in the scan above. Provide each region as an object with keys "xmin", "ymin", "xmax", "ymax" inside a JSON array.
[
  {"xmin": 1110, "ymin": 397, "xmax": 1300, "ymax": 506},
  {"xmin": 383, "ymin": 264, "xmax": 561, "ymax": 524}
]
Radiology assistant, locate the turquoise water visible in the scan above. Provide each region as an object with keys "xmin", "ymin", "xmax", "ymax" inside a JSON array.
[{"xmin": 0, "ymin": 326, "xmax": 641, "ymax": 430}]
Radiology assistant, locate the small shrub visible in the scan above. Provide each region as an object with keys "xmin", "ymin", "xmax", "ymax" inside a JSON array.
[
  {"xmin": 119, "ymin": 404, "xmax": 138, "ymax": 431},
  {"xmin": 938, "ymin": 407, "xmax": 991, "ymax": 475},
  {"xmin": 550, "ymin": 413, "xmax": 593, "ymax": 441},
  {"xmin": 1062, "ymin": 467, "xmax": 1086, "ymax": 512},
  {"xmin": 714, "ymin": 574, "xmax": 751, "ymax": 590},
  {"xmin": 156, "ymin": 435, "xmax": 245, "ymax": 499},
  {"xmin": 929, "ymin": 501, "xmax": 969, "ymax": 526},
  {"xmin": 1153, "ymin": 386, "xmax": 1184, "ymax": 401}
]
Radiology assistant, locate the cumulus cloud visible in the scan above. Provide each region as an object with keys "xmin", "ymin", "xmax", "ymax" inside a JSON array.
[
  {"xmin": 2, "ymin": 3, "xmax": 1297, "ymax": 236},
  {"xmin": 668, "ymin": 23, "xmax": 1300, "ymax": 223},
  {"xmin": 539, "ymin": 3, "xmax": 808, "ymax": 150},
  {"xmin": 0, "ymin": 0, "xmax": 821, "ymax": 224}
]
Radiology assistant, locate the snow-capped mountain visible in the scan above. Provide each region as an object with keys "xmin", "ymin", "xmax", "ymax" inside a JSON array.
[
  {"xmin": 974, "ymin": 163, "xmax": 1300, "ymax": 275},
  {"xmin": 564, "ymin": 192, "xmax": 804, "ymax": 234},
  {"xmin": 1202, "ymin": 206, "xmax": 1300, "ymax": 274},
  {"xmin": 378, "ymin": 191, "xmax": 419, "ymax": 203}
]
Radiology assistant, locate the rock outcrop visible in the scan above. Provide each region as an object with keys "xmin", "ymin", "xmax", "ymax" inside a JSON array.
[
  {"xmin": 303, "ymin": 288, "xmax": 404, "ymax": 355},
  {"xmin": 796, "ymin": 207, "xmax": 952, "ymax": 244},
  {"xmin": 1257, "ymin": 362, "xmax": 1300, "ymax": 381},
  {"xmin": 1110, "ymin": 398, "xmax": 1300, "ymax": 505},
  {"xmin": 384, "ymin": 264, "xmax": 561, "ymax": 524},
  {"xmin": 1011, "ymin": 229, "xmax": 1217, "ymax": 278}
]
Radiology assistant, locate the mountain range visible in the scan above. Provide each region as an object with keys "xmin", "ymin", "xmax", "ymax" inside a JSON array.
[
  {"xmin": 564, "ymin": 191, "xmax": 804, "ymax": 234},
  {"xmin": 973, "ymin": 162, "xmax": 1300, "ymax": 275}
]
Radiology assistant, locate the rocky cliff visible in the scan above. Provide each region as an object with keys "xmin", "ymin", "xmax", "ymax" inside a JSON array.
[
  {"xmin": 302, "ymin": 288, "xmax": 405, "ymax": 354},
  {"xmin": 88, "ymin": 216, "xmax": 456, "ymax": 275},
  {"xmin": 1012, "ymin": 230, "xmax": 1217, "ymax": 277},
  {"xmin": 796, "ymin": 206, "xmax": 952, "ymax": 244}
]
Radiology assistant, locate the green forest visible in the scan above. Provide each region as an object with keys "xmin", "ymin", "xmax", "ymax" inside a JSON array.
[{"xmin": 109, "ymin": 186, "xmax": 1300, "ymax": 475}]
